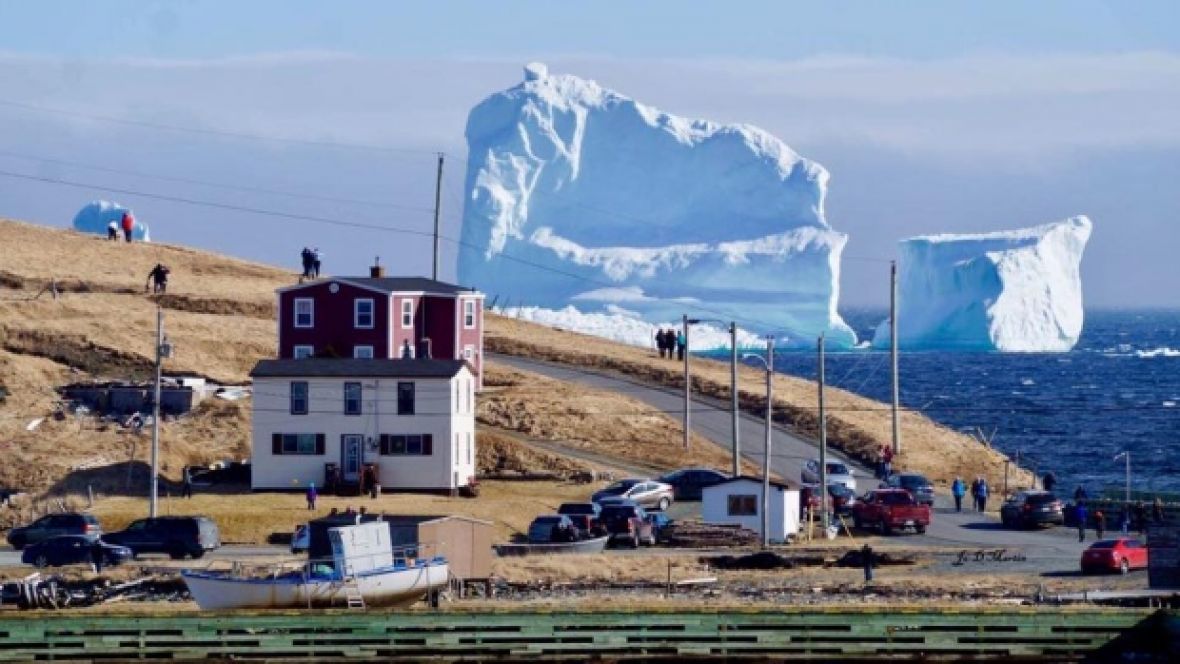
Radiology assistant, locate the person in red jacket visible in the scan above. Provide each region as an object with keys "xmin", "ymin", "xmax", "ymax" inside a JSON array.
[{"xmin": 120, "ymin": 211, "xmax": 134, "ymax": 242}]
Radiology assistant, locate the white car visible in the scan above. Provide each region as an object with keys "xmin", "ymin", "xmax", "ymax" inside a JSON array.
[{"xmin": 800, "ymin": 459, "xmax": 857, "ymax": 492}]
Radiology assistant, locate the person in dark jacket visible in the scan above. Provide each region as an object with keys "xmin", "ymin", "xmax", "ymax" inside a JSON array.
[
  {"xmin": 655, "ymin": 328, "xmax": 666, "ymax": 358},
  {"xmin": 1075, "ymin": 502, "xmax": 1088, "ymax": 542},
  {"xmin": 146, "ymin": 263, "xmax": 170, "ymax": 293},
  {"xmin": 1094, "ymin": 509, "xmax": 1106, "ymax": 539},
  {"xmin": 300, "ymin": 247, "xmax": 313, "ymax": 281},
  {"xmin": 306, "ymin": 482, "xmax": 318, "ymax": 511},
  {"xmin": 1042, "ymin": 471, "xmax": 1056, "ymax": 493}
]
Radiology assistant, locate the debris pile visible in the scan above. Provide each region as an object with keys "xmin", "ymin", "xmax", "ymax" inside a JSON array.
[
  {"xmin": 659, "ymin": 521, "xmax": 760, "ymax": 548},
  {"xmin": 0, "ymin": 573, "xmax": 187, "ymax": 610}
]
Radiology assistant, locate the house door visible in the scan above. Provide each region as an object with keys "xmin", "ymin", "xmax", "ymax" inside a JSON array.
[{"xmin": 341, "ymin": 435, "xmax": 363, "ymax": 482}]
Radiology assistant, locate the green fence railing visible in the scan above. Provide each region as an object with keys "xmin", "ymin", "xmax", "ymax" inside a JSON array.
[{"xmin": 0, "ymin": 607, "xmax": 1169, "ymax": 661}]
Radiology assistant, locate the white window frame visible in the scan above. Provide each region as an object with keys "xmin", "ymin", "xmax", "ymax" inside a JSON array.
[
  {"xmin": 293, "ymin": 345, "xmax": 314, "ymax": 359},
  {"xmin": 400, "ymin": 299, "xmax": 414, "ymax": 329},
  {"xmin": 463, "ymin": 345, "xmax": 475, "ymax": 361},
  {"xmin": 354, "ymin": 298, "xmax": 375, "ymax": 329},
  {"xmin": 294, "ymin": 298, "xmax": 314, "ymax": 328},
  {"xmin": 353, "ymin": 345, "xmax": 374, "ymax": 359},
  {"xmin": 463, "ymin": 300, "xmax": 476, "ymax": 328}
]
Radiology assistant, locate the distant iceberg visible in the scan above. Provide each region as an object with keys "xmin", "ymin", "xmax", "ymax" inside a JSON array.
[
  {"xmin": 459, "ymin": 63, "xmax": 855, "ymax": 348},
  {"xmin": 873, "ymin": 216, "xmax": 1092, "ymax": 352},
  {"xmin": 72, "ymin": 200, "xmax": 150, "ymax": 241}
]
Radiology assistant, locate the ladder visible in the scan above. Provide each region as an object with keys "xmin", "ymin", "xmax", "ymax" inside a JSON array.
[{"xmin": 342, "ymin": 576, "xmax": 366, "ymax": 610}]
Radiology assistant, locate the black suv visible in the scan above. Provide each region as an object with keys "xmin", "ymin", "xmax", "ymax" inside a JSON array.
[
  {"xmin": 1000, "ymin": 491, "xmax": 1064, "ymax": 529},
  {"xmin": 7, "ymin": 513, "xmax": 102, "ymax": 550},
  {"xmin": 104, "ymin": 516, "xmax": 221, "ymax": 559}
]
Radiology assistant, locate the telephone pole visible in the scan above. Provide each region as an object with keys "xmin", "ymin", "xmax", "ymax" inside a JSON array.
[
  {"xmin": 682, "ymin": 314, "xmax": 691, "ymax": 450},
  {"xmin": 890, "ymin": 260, "xmax": 901, "ymax": 455},
  {"xmin": 761, "ymin": 337, "xmax": 774, "ymax": 547},
  {"xmin": 150, "ymin": 306, "xmax": 163, "ymax": 518},
  {"xmin": 818, "ymin": 334, "xmax": 829, "ymax": 531},
  {"xmin": 432, "ymin": 153, "xmax": 444, "ymax": 281},
  {"xmin": 730, "ymin": 322, "xmax": 740, "ymax": 476}
]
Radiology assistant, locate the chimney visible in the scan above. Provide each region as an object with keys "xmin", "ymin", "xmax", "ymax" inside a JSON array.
[{"xmin": 370, "ymin": 256, "xmax": 385, "ymax": 278}]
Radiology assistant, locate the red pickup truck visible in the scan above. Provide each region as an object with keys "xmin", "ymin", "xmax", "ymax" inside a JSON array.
[{"xmin": 852, "ymin": 489, "xmax": 931, "ymax": 535}]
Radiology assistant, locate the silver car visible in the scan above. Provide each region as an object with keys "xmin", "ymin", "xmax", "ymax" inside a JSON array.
[
  {"xmin": 591, "ymin": 478, "xmax": 675, "ymax": 511},
  {"xmin": 800, "ymin": 459, "xmax": 857, "ymax": 492}
]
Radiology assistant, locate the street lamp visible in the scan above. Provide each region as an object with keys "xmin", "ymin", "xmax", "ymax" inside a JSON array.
[
  {"xmin": 681, "ymin": 316, "xmax": 739, "ymax": 474},
  {"xmin": 1114, "ymin": 451, "xmax": 1131, "ymax": 532},
  {"xmin": 742, "ymin": 336, "xmax": 775, "ymax": 548}
]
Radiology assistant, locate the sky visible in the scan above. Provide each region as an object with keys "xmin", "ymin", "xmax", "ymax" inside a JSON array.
[{"xmin": 0, "ymin": 1, "xmax": 1177, "ymax": 308}]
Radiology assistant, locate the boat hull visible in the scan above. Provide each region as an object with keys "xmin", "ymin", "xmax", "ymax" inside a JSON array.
[
  {"xmin": 494, "ymin": 535, "xmax": 610, "ymax": 556},
  {"xmin": 182, "ymin": 562, "xmax": 449, "ymax": 610}
]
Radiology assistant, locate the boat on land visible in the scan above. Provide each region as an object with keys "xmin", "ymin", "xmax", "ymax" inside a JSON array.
[
  {"xmin": 494, "ymin": 535, "xmax": 609, "ymax": 556},
  {"xmin": 181, "ymin": 521, "xmax": 448, "ymax": 610}
]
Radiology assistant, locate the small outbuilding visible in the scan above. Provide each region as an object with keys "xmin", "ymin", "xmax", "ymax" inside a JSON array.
[
  {"xmin": 384, "ymin": 515, "xmax": 494, "ymax": 581},
  {"xmin": 701, "ymin": 476, "xmax": 800, "ymax": 544}
]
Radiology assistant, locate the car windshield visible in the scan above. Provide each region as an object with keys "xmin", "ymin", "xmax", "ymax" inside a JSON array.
[
  {"xmin": 601, "ymin": 480, "xmax": 640, "ymax": 495},
  {"xmin": 827, "ymin": 463, "xmax": 849, "ymax": 475},
  {"xmin": 1027, "ymin": 494, "xmax": 1058, "ymax": 505}
]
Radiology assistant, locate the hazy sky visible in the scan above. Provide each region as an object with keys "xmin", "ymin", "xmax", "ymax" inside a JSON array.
[{"xmin": 0, "ymin": 1, "xmax": 1177, "ymax": 307}]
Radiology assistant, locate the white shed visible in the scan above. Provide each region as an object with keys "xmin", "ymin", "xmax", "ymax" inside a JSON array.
[{"xmin": 701, "ymin": 476, "xmax": 800, "ymax": 543}]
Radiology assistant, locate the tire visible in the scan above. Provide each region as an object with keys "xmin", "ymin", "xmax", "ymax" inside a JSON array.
[
  {"xmin": 1119, "ymin": 558, "xmax": 1129, "ymax": 575},
  {"xmin": 33, "ymin": 554, "xmax": 49, "ymax": 568},
  {"xmin": 658, "ymin": 497, "xmax": 670, "ymax": 511},
  {"xmin": 168, "ymin": 543, "xmax": 187, "ymax": 560},
  {"xmin": 189, "ymin": 549, "xmax": 205, "ymax": 560}
]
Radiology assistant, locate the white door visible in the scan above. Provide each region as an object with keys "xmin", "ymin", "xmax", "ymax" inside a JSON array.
[{"xmin": 342, "ymin": 435, "xmax": 363, "ymax": 482}]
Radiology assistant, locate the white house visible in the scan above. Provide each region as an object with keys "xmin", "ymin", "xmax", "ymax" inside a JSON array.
[
  {"xmin": 701, "ymin": 476, "xmax": 800, "ymax": 543},
  {"xmin": 249, "ymin": 358, "xmax": 477, "ymax": 493}
]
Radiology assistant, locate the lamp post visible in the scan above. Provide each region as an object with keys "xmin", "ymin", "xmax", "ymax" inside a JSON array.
[
  {"xmin": 743, "ymin": 337, "xmax": 775, "ymax": 548},
  {"xmin": 682, "ymin": 317, "xmax": 739, "ymax": 471}
]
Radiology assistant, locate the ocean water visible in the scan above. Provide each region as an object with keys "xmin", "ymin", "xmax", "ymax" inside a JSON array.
[{"xmin": 760, "ymin": 309, "xmax": 1180, "ymax": 494}]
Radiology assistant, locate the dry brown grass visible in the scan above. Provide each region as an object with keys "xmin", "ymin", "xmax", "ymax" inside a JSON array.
[{"xmin": 486, "ymin": 316, "xmax": 1033, "ymax": 492}]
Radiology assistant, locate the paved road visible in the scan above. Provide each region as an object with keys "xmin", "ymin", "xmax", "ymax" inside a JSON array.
[
  {"xmin": 0, "ymin": 544, "xmax": 284, "ymax": 568},
  {"xmin": 491, "ymin": 354, "xmax": 1089, "ymax": 573}
]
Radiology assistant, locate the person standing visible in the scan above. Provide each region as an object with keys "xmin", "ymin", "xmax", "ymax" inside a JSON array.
[
  {"xmin": 882, "ymin": 446, "xmax": 894, "ymax": 479},
  {"xmin": 973, "ymin": 476, "xmax": 990, "ymax": 512},
  {"xmin": 676, "ymin": 330, "xmax": 686, "ymax": 361},
  {"xmin": 182, "ymin": 466, "xmax": 193, "ymax": 499},
  {"xmin": 120, "ymin": 211, "xmax": 135, "ymax": 242},
  {"xmin": 306, "ymin": 482, "xmax": 318, "ymax": 511},
  {"xmin": 1075, "ymin": 502, "xmax": 1088, "ymax": 542},
  {"xmin": 91, "ymin": 539, "xmax": 105, "ymax": 574},
  {"xmin": 655, "ymin": 328, "xmax": 666, "ymax": 358},
  {"xmin": 1153, "ymin": 496, "xmax": 1165, "ymax": 523},
  {"xmin": 1094, "ymin": 509, "xmax": 1106, "ymax": 540},
  {"xmin": 951, "ymin": 476, "xmax": 966, "ymax": 512},
  {"xmin": 1042, "ymin": 471, "xmax": 1057, "ymax": 493},
  {"xmin": 300, "ymin": 247, "xmax": 312, "ymax": 282},
  {"xmin": 312, "ymin": 248, "xmax": 322, "ymax": 277}
]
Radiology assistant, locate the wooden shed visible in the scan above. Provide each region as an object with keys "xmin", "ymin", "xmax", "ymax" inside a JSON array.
[{"xmin": 384, "ymin": 515, "xmax": 494, "ymax": 581}]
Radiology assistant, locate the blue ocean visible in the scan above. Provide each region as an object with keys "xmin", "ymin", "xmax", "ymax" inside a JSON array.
[{"xmin": 764, "ymin": 310, "xmax": 1180, "ymax": 494}]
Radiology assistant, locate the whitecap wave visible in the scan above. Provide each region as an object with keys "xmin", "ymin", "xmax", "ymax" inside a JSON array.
[{"xmin": 1135, "ymin": 347, "xmax": 1180, "ymax": 358}]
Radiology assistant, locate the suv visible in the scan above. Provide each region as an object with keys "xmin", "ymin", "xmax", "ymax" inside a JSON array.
[
  {"xmin": 882, "ymin": 473, "xmax": 936, "ymax": 506},
  {"xmin": 1000, "ymin": 491, "xmax": 1064, "ymax": 529},
  {"xmin": 657, "ymin": 468, "xmax": 729, "ymax": 501},
  {"xmin": 7, "ymin": 513, "xmax": 102, "ymax": 550},
  {"xmin": 104, "ymin": 516, "xmax": 221, "ymax": 559},
  {"xmin": 599, "ymin": 502, "xmax": 657, "ymax": 548}
]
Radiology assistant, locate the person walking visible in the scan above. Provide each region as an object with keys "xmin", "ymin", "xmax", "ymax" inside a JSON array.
[
  {"xmin": 676, "ymin": 329, "xmax": 686, "ymax": 361},
  {"xmin": 311, "ymin": 248, "xmax": 322, "ymax": 277},
  {"xmin": 882, "ymin": 446, "xmax": 894, "ymax": 479},
  {"xmin": 181, "ymin": 466, "xmax": 193, "ymax": 499},
  {"xmin": 146, "ymin": 263, "xmax": 170, "ymax": 293},
  {"xmin": 951, "ymin": 476, "xmax": 966, "ymax": 512},
  {"xmin": 1042, "ymin": 471, "xmax": 1057, "ymax": 493},
  {"xmin": 1094, "ymin": 509, "xmax": 1106, "ymax": 540},
  {"xmin": 970, "ymin": 477, "xmax": 981, "ymax": 511},
  {"xmin": 107, "ymin": 220, "xmax": 119, "ymax": 240},
  {"xmin": 974, "ymin": 476, "xmax": 990, "ymax": 512},
  {"xmin": 306, "ymin": 482, "xmax": 318, "ymax": 511},
  {"xmin": 300, "ymin": 247, "xmax": 313, "ymax": 282},
  {"xmin": 120, "ymin": 211, "xmax": 135, "ymax": 242},
  {"xmin": 1076, "ymin": 502, "xmax": 1088, "ymax": 542},
  {"xmin": 655, "ymin": 328, "xmax": 666, "ymax": 358}
]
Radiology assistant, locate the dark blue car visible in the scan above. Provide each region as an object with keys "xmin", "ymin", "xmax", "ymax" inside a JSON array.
[{"xmin": 21, "ymin": 536, "xmax": 133, "ymax": 569}]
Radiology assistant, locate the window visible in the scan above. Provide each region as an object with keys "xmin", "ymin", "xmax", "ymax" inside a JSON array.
[
  {"xmin": 293, "ymin": 345, "xmax": 314, "ymax": 359},
  {"xmin": 463, "ymin": 300, "xmax": 476, "ymax": 328},
  {"xmin": 379, "ymin": 434, "xmax": 433, "ymax": 456},
  {"xmin": 294, "ymin": 298, "xmax": 314, "ymax": 328},
  {"xmin": 397, "ymin": 381, "xmax": 415, "ymax": 415},
  {"xmin": 344, "ymin": 382, "xmax": 362, "ymax": 415},
  {"xmin": 463, "ymin": 345, "xmax": 475, "ymax": 361},
  {"xmin": 727, "ymin": 494, "xmax": 758, "ymax": 516},
  {"xmin": 401, "ymin": 299, "xmax": 414, "ymax": 328},
  {"xmin": 290, "ymin": 381, "xmax": 308, "ymax": 415},
  {"xmin": 354, "ymin": 298, "xmax": 374, "ymax": 329},
  {"xmin": 271, "ymin": 433, "xmax": 325, "ymax": 455},
  {"xmin": 353, "ymin": 345, "xmax": 374, "ymax": 359}
]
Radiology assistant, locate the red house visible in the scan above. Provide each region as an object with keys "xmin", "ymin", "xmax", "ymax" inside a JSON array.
[{"xmin": 276, "ymin": 266, "xmax": 485, "ymax": 387}]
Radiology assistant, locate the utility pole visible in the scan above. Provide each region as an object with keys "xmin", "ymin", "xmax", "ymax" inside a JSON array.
[
  {"xmin": 818, "ymin": 333, "xmax": 829, "ymax": 532},
  {"xmin": 149, "ymin": 306, "xmax": 163, "ymax": 518},
  {"xmin": 682, "ymin": 314, "xmax": 691, "ymax": 451},
  {"xmin": 890, "ymin": 260, "xmax": 901, "ymax": 455},
  {"xmin": 730, "ymin": 322, "xmax": 740, "ymax": 477},
  {"xmin": 432, "ymin": 153, "xmax": 444, "ymax": 281},
  {"xmin": 761, "ymin": 336, "xmax": 774, "ymax": 548}
]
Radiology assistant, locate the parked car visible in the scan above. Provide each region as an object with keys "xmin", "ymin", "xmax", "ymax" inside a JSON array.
[
  {"xmin": 852, "ymin": 489, "xmax": 932, "ymax": 534},
  {"xmin": 21, "ymin": 536, "xmax": 133, "ymax": 569},
  {"xmin": 6, "ymin": 513, "xmax": 102, "ymax": 550},
  {"xmin": 657, "ymin": 468, "xmax": 729, "ymax": 501},
  {"xmin": 591, "ymin": 479, "xmax": 675, "ymax": 511},
  {"xmin": 999, "ymin": 491, "xmax": 1065, "ymax": 529},
  {"xmin": 1081, "ymin": 538, "xmax": 1149, "ymax": 575},
  {"xmin": 290, "ymin": 524, "xmax": 310, "ymax": 554},
  {"xmin": 557, "ymin": 503, "xmax": 604, "ymax": 537},
  {"xmin": 881, "ymin": 473, "xmax": 936, "ymax": 506},
  {"xmin": 527, "ymin": 515, "xmax": 579, "ymax": 544},
  {"xmin": 800, "ymin": 460, "xmax": 857, "ymax": 492},
  {"xmin": 801, "ymin": 483, "xmax": 858, "ymax": 517},
  {"xmin": 103, "ymin": 516, "xmax": 221, "ymax": 559},
  {"xmin": 598, "ymin": 503, "xmax": 657, "ymax": 548}
]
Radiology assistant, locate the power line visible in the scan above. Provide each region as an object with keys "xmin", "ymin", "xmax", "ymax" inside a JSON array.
[{"xmin": 0, "ymin": 98, "xmax": 442, "ymax": 156}]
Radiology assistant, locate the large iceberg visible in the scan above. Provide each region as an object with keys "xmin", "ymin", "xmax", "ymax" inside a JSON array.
[
  {"xmin": 872, "ymin": 216, "xmax": 1092, "ymax": 352},
  {"xmin": 72, "ymin": 200, "xmax": 150, "ymax": 241},
  {"xmin": 458, "ymin": 63, "xmax": 855, "ymax": 348}
]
